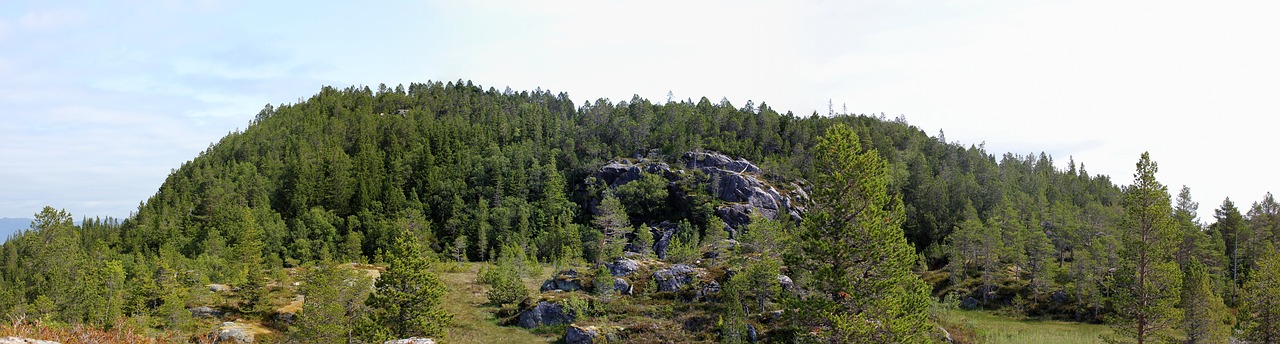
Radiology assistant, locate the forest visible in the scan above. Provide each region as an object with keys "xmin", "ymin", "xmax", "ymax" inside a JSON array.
[{"xmin": 1, "ymin": 80, "xmax": 1278, "ymax": 343}]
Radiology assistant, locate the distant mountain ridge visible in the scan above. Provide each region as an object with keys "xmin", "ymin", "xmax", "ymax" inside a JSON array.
[{"xmin": 0, "ymin": 218, "xmax": 32, "ymax": 242}]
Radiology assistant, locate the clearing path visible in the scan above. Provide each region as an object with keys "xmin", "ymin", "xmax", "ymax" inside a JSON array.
[{"xmin": 438, "ymin": 262, "xmax": 555, "ymax": 344}]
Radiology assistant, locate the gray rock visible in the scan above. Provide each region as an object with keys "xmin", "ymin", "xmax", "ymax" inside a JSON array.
[
  {"xmin": 189, "ymin": 306, "xmax": 223, "ymax": 318},
  {"xmin": 697, "ymin": 280, "xmax": 722, "ymax": 301},
  {"xmin": 653, "ymin": 264, "xmax": 701, "ymax": 292},
  {"xmin": 651, "ymin": 221, "xmax": 680, "ymax": 259},
  {"xmin": 607, "ymin": 258, "xmax": 640, "ymax": 277},
  {"xmin": 383, "ymin": 338, "xmax": 436, "ymax": 344},
  {"xmin": 215, "ymin": 322, "xmax": 255, "ymax": 343},
  {"xmin": 613, "ymin": 278, "xmax": 633, "ymax": 295},
  {"xmin": 564, "ymin": 325, "xmax": 599, "ymax": 344},
  {"xmin": 207, "ymin": 284, "xmax": 231, "ymax": 293},
  {"xmin": 684, "ymin": 151, "xmax": 761, "ymax": 174},
  {"xmin": 539, "ymin": 269, "xmax": 583, "ymax": 292},
  {"xmin": 777, "ymin": 275, "xmax": 794, "ymax": 291},
  {"xmin": 748, "ymin": 323, "xmax": 759, "ymax": 343},
  {"xmin": 517, "ymin": 301, "xmax": 575, "ymax": 329}
]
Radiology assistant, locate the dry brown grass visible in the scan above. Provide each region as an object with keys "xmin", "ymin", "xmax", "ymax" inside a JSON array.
[{"xmin": 0, "ymin": 316, "xmax": 206, "ymax": 344}]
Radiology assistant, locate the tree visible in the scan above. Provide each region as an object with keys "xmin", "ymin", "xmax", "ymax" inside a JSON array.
[
  {"xmin": 1242, "ymin": 242, "xmax": 1280, "ymax": 343},
  {"xmin": 615, "ymin": 171, "xmax": 669, "ymax": 222},
  {"xmin": 793, "ymin": 124, "xmax": 931, "ymax": 343},
  {"xmin": 366, "ymin": 234, "xmax": 451, "ymax": 339},
  {"xmin": 1210, "ymin": 197, "xmax": 1245, "ymax": 305},
  {"xmin": 289, "ymin": 262, "xmax": 373, "ymax": 343},
  {"xmin": 592, "ymin": 190, "xmax": 630, "ymax": 265},
  {"xmin": 235, "ymin": 207, "xmax": 271, "ymax": 315},
  {"xmin": 1180, "ymin": 260, "xmax": 1230, "ymax": 344},
  {"xmin": 1107, "ymin": 152, "xmax": 1182, "ymax": 344}
]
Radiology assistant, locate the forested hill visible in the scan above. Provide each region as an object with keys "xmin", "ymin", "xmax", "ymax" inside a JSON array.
[
  {"xmin": 19, "ymin": 80, "xmax": 1280, "ymax": 342},
  {"xmin": 119, "ymin": 81, "xmax": 1121, "ymax": 264}
]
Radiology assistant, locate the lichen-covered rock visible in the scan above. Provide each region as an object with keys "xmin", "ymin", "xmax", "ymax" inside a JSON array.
[
  {"xmin": 696, "ymin": 280, "xmax": 722, "ymax": 301},
  {"xmin": 653, "ymin": 264, "xmax": 702, "ymax": 292},
  {"xmin": 651, "ymin": 221, "xmax": 682, "ymax": 259},
  {"xmin": 564, "ymin": 325, "xmax": 599, "ymax": 344},
  {"xmin": 516, "ymin": 301, "xmax": 575, "ymax": 329},
  {"xmin": 189, "ymin": 306, "xmax": 224, "ymax": 318},
  {"xmin": 613, "ymin": 278, "xmax": 633, "ymax": 295},
  {"xmin": 215, "ymin": 322, "xmax": 255, "ymax": 343},
  {"xmin": 383, "ymin": 338, "xmax": 436, "ymax": 344},
  {"xmin": 540, "ymin": 269, "xmax": 584, "ymax": 292},
  {"xmin": 684, "ymin": 151, "xmax": 761, "ymax": 174},
  {"xmin": 607, "ymin": 258, "xmax": 640, "ymax": 277},
  {"xmin": 564, "ymin": 324, "xmax": 623, "ymax": 344},
  {"xmin": 777, "ymin": 275, "xmax": 794, "ymax": 292}
]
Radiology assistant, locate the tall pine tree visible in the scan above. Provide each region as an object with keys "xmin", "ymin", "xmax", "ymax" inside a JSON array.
[
  {"xmin": 1107, "ymin": 152, "xmax": 1181, "ymax": 344},
  {"xmin": 793, "ymin": 124, "xmax": 931, "ymax": 343}
]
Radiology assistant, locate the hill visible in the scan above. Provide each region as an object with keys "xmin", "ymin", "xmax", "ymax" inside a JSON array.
[
  {"xmin": 1, "ymin": 81, "xmax": 1270, "ymax": 342},
  {"xmin": 0, "ymin": 218, "xmax": 31, "ymax": 243}
]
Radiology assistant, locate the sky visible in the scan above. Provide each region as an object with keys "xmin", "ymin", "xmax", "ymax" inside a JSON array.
[{"xmin": 1, "ymin": 0, "xmax": 1278, "ymax": 222}]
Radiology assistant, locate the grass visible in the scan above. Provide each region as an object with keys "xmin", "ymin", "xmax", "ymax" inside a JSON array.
[
  {"xmin": 938, "ymin": 309, "xmax": 1114, "ymax": 344},
  {"xmin": 438, "ymin": 262, "xmax": 556, "ymax": 344}
]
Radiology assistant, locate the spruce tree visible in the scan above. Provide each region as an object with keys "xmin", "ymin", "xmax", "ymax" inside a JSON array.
[
  {"xmin": 1180, "ymin": 260, "xmax": 1230, "ymax": 344},
  {"xmin": 1107, "ymin": 152, "xmax": 1182, "ymax": 344},
  {"xmin": 366, "ymin": 233, "xmax": 451, "ymax": 339},
  {"xmin": 1242, "ymin": 242, "xmax": 1280, "ymax": 343},
  {"xmin": 794, "ymin": 124, "xmax": 931, "ymax": 343}
]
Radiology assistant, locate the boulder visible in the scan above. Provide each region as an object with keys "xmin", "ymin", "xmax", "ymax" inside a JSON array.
[
  {"xmin": 516, "ymin": 301, "xmax": 575, "ymax": 329},
  {"xmin": 1050, "ymin": 290, "xmax": 1069, "ymax": 304},
  {"xmin": 540, "ymin": 269, "xmax": 584, "ymax": 292},
  {"xmin": 383, "ymin": 339, "xmax": 436, "ymax": 344},
  {"xmin": 215, "ymin": 322, "xmax": 255, "ymax": 343},
  {"xmin": 651, "ymin": 221, "xmax": 680, "ymax": 259},
  {"xmin": 207, "ymin": 284, "xmax": 231, "ymax": 293},
  {"xmin": 777, "ymin": 275, "xmax": 794, "ymax": 292},
  {"xmin": 653, "ymin": 264, "xmax": 702, "ymax": 292},
  {"xmin": 564, "ymin": 325, "xmax": 599, "ymax": 344},
  {"xmin": 613, "ymin": 278, "xmax": 633, "ymax": 295},
  {"xmin": 607, "ymin": 258, "xmax": 640, "ymax": 277},
  {"xmin": 696, "ymin": 280, "xmax": 722, "ymax": 301},
  {"xmin": 684, "ymin": 151, "xmax": 761, "ymax": 174},
  {"xmin": 592, "ymin": 161, "xmax": 674, "ymax": 188},
  {"xmin": 189, "ymin": 306, "xmax": 223, "ymax": 319},
  {"xmin": 748, "ymin": 323, "xmax": 759, "ymax": 343}
]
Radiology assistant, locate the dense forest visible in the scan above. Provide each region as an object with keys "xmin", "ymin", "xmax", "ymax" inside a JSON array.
[{"xmin": 2, "ymin": 80, "xmax": 1278, "ymax": 343}]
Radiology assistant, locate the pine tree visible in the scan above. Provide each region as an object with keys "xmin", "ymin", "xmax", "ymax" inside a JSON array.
[
  {"xmin": 592, "ymin": 190, "xmax": 629, "ymax": 265},
  {"xmin": 1242, "ymin": 242, "xmax": 1280, "ymax": 343},
  {"xmin": 1181, "ymin": 260, "xmax": 1230, "ymax": 344},
  {"xmin": 289, "ymin": 261, "xmax": 373, "ymax": 343},
  {"xmin": 1210, "ymin": 197, "xmax": 1245, "ymax": 305},
  {"xmin": 1107, "ymin": 152, "xmax": 1182, "ymax": 344},
  {"xmin": 794, "ymin": 124, "xmax": 931, "ymax": 343},
  {"xmin": 366, "ymin": 234, "xmax": 451, "ymax": 339}
]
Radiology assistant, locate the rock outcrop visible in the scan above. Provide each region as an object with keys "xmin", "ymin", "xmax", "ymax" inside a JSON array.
[
  {"xmin": 517, "ymin": 301, "xmax": 575, "ymax": 329},
  {"xmin": 540, "ymin": 269, "xmax": 584, "ymax": 292},
  {"xmin": 653, "ymin": 264, "xmax": 703, "ymax": 292},
  {"xmin": 564, "ymin": 324, "xmax": 622, "ymax": 344},
  {"xmin": 214, "ymin": 322, "xmax": 256, "ymax": 343},
  {"xmin": 606, "ymin": 258, "xmax": 640, "ymax": 277},
  {"xmin": 0, "ymin": 337, "xmax": 60, "ymax": 344},
  {"xmin": 613, "ymin": 277, "xmax": 633, "ymax": 295},
  {"xmin": 681, "ymin": 151, "xmax": 804, "ymax": 231},
  {"xmin": 189, "ymin": 306, "xmax": 224, "ymax": 319},
  {"xmin": 383, "ymin": 338, "xmax": 436, "ymax": 344}
]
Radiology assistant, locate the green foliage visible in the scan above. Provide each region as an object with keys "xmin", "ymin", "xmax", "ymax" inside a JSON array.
[
  {"xmin": 615, "ymin": 171, "xmax": 669, "ymax": 222},
  {"xmin": 666, "ymin": 230, "xmax": 700, "ymax": 265},
  {"xmin": 632, "ymin": 225, "xmax": 654, "ymax": 256},
  {"xmin": 366, "ymin": 234, "xmax": 451, "ymax": 340},
  {"xmin": 1106, "ymin": 152, "xmax": 1182, "ymax": 344},
  {"xmin": 593, "ymin": 190, "xmax": 630, "ymax": 265},
  {"xmin": 481, "ymin": 253, "xmax": 529, "ymax": 306},
  {"xmin": 593, "ymin": 264, "xmax": 614, "ymax": 296},
  {"xmin": 1181, "ymin": 260, "xmax": 1230, "ymax": 344},
  {"xmin": 793, "ymin": 124, "xmax": 931, "ymax": 343},
  {"xmin": 289, "ymin": 261, "xmax": 373, "ymax": 343},
  {"xmin": 1241, "ymin": 242, "xmax": 1280, "ymax": 343}
]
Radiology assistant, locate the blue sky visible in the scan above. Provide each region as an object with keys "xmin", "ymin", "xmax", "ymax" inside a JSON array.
[{"xmin": 2, "ymin": 1, "xmax": 1278, "ymax": 221}]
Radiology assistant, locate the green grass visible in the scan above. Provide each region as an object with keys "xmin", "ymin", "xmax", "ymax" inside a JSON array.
[
  {"xmin": 939, "ymin": 309, "xmax": 1114, "ymax": 344},
  {"xmin": 438, "ymin": 262, "xmax": 556, "ymax": 344}
]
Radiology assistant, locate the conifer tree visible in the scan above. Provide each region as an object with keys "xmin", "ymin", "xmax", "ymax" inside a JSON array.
[
  {"xmin": 1107, "ymin": 152, "xmax": 1182, "ymax": 344},
  {"xmin": 1242, "ymin": 242, "xmax": 1280, "ymax": 343},
  {"xmin": 1181, "ymin": 260, "xmax": 1230, "ymax": 344},
  {"xmin": 289, "ymin": 261, "xmax": 373, "ymax": 343},
  {"xmin": 366, "ymin": 233, "xmax": 451, "ymax": 339},
  {"xmin": 794, "ymin": 124, "xmax": 930, "ymax": 343}
]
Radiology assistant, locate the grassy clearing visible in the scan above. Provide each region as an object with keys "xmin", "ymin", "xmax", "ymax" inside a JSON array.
[
  {"xmin": 438, "ymin": 262, "xmax": 556, "ymax": 344},
  {"xmin": 938, "ymin": 309, "xmax": 1113, "ymax": 344}
]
